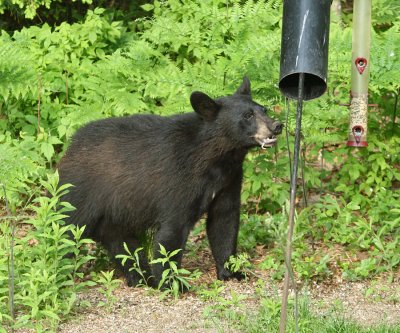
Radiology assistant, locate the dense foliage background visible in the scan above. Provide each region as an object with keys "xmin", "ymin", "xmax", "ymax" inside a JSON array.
[{"xmin": 0, "ymin": 0, "xmax": 399, "ymax": 331}]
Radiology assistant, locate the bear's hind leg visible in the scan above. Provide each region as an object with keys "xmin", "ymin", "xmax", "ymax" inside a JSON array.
[{"xmin": 151, "ymin": 223, "xmax": 191, "ymax": 290}]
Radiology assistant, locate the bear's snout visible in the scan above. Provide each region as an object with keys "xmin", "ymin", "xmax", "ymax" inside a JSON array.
[
  {"xmin": 271, "ymin": 121, "xmax": 283, "ymax": 135},
  {"xmin": 253, "ymin": 116, "xmax": 283, "ymax": 149}
]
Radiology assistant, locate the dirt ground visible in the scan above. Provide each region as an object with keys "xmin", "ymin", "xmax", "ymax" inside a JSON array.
[
  {"xmin": 57, "ymin": 255, "xmax": 400, "ymax": 333},
  {"xmin": 57, "ymin": 280, "xmax": 399, "ymax": 333}
]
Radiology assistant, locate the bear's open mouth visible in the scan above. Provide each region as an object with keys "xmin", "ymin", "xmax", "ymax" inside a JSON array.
[{"xmin": 260, "ymin": 136, "xmax": 277, "ymax": 149}]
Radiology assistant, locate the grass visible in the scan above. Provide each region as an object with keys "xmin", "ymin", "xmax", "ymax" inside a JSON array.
[{"xmin": 206, "ymin": 295, "xmax": 399, "ymax": 333}]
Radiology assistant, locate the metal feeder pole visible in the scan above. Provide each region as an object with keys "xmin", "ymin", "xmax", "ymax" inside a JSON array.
[
  {"xmin": 278, "ymin": 1, "xmax": 331, "ymax": 332},
  {"xmin": 347, "ymin": 0, "xmax": 372, "ymax": 147},
  {"xmin": 279, "ymin": 72, "xmax": 305, "ymax": 333}
]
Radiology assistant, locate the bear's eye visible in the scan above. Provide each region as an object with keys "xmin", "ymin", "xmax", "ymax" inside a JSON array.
[{"xmin": 243, "ymin": 111, "xmax": 254, "ymax": 120}]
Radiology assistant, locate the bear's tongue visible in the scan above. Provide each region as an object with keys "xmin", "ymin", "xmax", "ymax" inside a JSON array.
[{"xmin": 260, "ymin": 136, "xmax": 277, "ymax": 149}]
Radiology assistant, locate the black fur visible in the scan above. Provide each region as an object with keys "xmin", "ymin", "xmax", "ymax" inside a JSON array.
[{"xmin": 58, "ymin": 77, "xmax": 282, "ymax": 287}]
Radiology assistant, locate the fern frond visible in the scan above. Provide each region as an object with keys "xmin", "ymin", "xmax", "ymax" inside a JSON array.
[{"xmin": 0, "ymin": 37, "xmax": 36, "ymax": 101}]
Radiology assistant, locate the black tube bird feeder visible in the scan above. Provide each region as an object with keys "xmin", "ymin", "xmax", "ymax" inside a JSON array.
[
  {"xmin": 278, "ymin": 1, "xmax": 331, "ymax": 332},
  {"xmin": 279, "ymin": 0, "xmax": 331, "ymax": 100}
]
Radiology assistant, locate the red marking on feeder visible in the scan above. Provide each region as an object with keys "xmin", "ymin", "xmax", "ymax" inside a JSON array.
[
  {"xmin": 347, "ymin": 125, "xmax": 368, "ymax": 147},
  {"xmin": 355, "ymin": 57, "xmax": 367, "ymax": 74}
]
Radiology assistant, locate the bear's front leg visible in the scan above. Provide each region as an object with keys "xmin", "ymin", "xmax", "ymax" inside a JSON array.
[{"xmin": 206, "ymin": 182, "xmax": 245, "ymax": 281}]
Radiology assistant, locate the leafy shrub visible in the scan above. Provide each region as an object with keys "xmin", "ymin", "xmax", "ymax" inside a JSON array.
[
  {"xmin": 95, "ymin": 270, "xmax": 122, "ymax": 310},
  {"xmin": 0, "ymin": 0, "xmax": 94, "ymax": 20},
  {"xmin": 0, "ymin": 172, "xmax": 95, "ymax": 331},
  {"xmin": 118, "ymin": 244, "xmax": 201, "ymax": 299},
  {"xmin": 116, "ymin": 244, "xmax": 151, "ymax": 287}
]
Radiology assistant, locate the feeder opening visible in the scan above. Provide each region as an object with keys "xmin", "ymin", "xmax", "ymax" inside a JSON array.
[
  {"xmin": 353, "ymin": 126, "xmax": 363, "ymax": 135},
  {"xmin": 279, "ymin": 72, "xmax": 327, "ymax": 101}
]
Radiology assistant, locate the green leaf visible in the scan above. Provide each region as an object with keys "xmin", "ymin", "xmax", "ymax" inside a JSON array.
[
  {"xmin": 349, "ymin": 168, "xmax": 360, "ymax": 180},
  {"xmin": 252, "ymin": 179, "xmax": 261, "ymax": 192},
  {"xmin": 41, "ymin": 142, "xmax": 54, "ymax": 161},
  {"xmin": 141, "ymin": 4, "xmax": 154, "ymax": 11},
  {"xmin": 40, "ymin": 310, "xmax": 60, "ymax": 320},
  {"xmin": 88, "ymin": 31, "xmax": 97, "ymax": 44},
  {"xmin": 347, "ymin": 200, "xmax": 360, "ymax": 210},
  {"xmin": 169, "ymin": 248, "xmax": 182, "ymax": 257}
]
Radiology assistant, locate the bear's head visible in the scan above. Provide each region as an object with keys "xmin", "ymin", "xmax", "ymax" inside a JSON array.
[{"xmin": 190, "ymin": 77, "xmax": 283, "ymax": 149}]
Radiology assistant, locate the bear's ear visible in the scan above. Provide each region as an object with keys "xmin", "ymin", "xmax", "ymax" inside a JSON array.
[
  {"xmin": 235, "ymin": 76, "xmax": 252, "ymax": 96},
  {"xmin": 190, "ymin": 91, "xmax": 220, "ymax": 121}
]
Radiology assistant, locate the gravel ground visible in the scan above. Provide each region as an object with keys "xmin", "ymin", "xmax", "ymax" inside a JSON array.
[
  {"xmin": 58, "ymin": 288, "xmax": 215, "ymax": 333},
  {"xmin": 56, "ymin": 273, "xmax": 400, "ymax": 333},
  {"xmin": 309, "ymin": 280, "xmax": 400, "ymax": 326}
]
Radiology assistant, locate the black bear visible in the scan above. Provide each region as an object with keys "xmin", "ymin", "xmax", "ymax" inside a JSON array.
[{"xmin": 58, "ymin": 77, "xmax": 282, "ymax": 288}]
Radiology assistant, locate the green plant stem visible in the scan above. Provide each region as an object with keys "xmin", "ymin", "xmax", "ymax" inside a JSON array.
[
  {"xmin": 2, "ymin": 184, "xmax": 15, "ymax": 332},
  {"xmin": 392, "ymin": 89, "xmax": 399, "ymax": 134},
  {"xmin": 0, "ymin": 215, "xmax": 31, "ymax": 221},
  {"xmin": 37, "ymin": 73, "xmax": 42, "ymax": 134},
  {"xmin": 65, "ymin": 70, "xmax": 69, "ymax": 106}
]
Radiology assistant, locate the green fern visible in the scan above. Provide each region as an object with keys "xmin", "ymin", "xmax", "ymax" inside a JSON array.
[
  {"xmin": 0, "ymin": 39, "xmax": 36, "ymax": 102},
  {"xmin": 0, "ymin": 143, "xmax": 38, "ymax": 209},
  {"xmin": 371, "ymin": 21, "xmax": 400, "ymax": 94}
]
